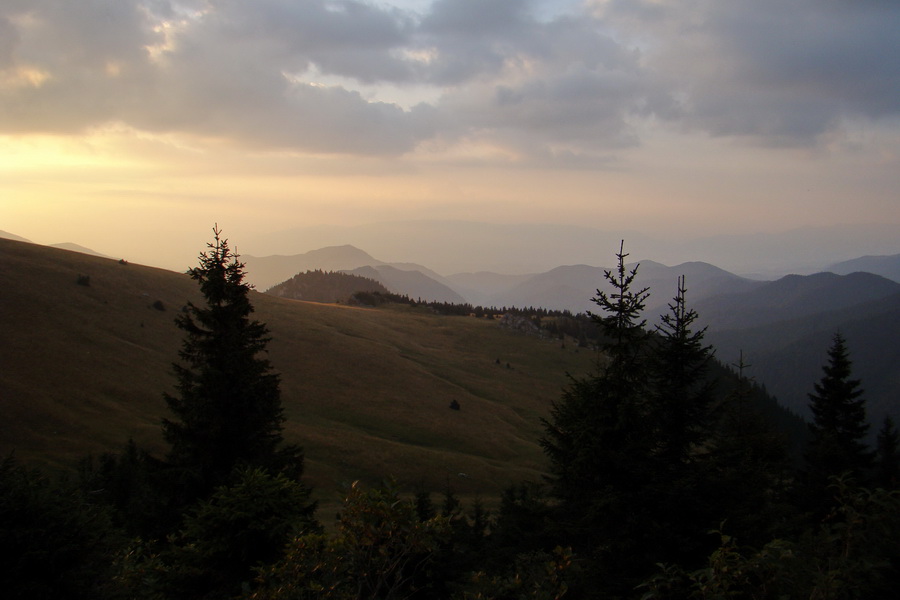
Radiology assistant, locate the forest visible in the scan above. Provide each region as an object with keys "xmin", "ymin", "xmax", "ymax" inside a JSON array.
[{"xmin": 2, "ymin": 233, "xmax": 898, "ymax": 600}]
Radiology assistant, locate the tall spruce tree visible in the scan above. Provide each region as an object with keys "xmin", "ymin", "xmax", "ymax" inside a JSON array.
[
  {"xmin": 804, "ymin": 333, "xmax": 873, "ymax": 486},
  {"xmin": 588, "ymin": 240, "xmax": 651, "ymax": 389},
  {"xmin": 540, "ymin": 242, "xmax": 657, "ymax": 595},
  {"xmin": 163, "ymin": 226, "xmax": 301, "ymax": 502},
  {"xmin": 541, "ymin": 241, "xmax": 652, "ymax": 509},
  {"xmin": 651, "ymin": 275, "xmax": 714, "ymax": 466}
]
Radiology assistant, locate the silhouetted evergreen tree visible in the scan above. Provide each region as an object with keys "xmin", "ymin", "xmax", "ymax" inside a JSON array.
[
  {"xmin": 587, "ymin": 240, "xmax": 651, "ymax": 389},
  {"xmin": 804, "ymin": 334, "xmax": 873, "ymax": 487},
  {"xmin": 650, "ymin": 275, "xmax": 714, "ymax": 466},
  {"xmin": 540, "ymin": 242, "xmax": 659, "ymax": 595},
  {"xmin": 162, "ymin": 226, "xmax": 304, "ymax": 505}
]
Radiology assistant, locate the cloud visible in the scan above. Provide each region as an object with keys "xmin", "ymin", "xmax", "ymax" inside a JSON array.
[
  {"xmin": 1, "ymin": 0, "xmax": 897, "ymax": 157},
  {"xmin": 599, "ymin": 0, "xmax": 900, "ymax": 145}
]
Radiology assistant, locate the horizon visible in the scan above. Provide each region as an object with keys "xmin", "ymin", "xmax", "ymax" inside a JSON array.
[
  {"xmin": 3, "ymin": 219, "xmax": 899, "ymax": 282},
  {"xmin": 3, "ymin": 1, "xmax": 899, "ymax": 275}
]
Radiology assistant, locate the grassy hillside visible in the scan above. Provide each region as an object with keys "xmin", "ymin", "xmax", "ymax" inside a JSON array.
[{"xmin": 0, "ymin": 238, "xmax": 595, "ymax": 506}]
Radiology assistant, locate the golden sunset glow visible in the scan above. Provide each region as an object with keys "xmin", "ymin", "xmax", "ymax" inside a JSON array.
[{"xmin": 1, "ymin": 0, "xmax": 898, "ymax": 275}]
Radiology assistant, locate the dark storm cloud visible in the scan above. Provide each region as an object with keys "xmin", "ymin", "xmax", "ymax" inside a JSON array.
[
  {"xmin": 1, "ymin": 0, "xmax": 897, "ymax": 156},
  {"xmin": 602, "ymin": 0, "xmax": 900, "ymax": 144}
]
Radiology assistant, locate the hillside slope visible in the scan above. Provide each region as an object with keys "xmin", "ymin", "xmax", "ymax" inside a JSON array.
[{"xmin": 0, "ymin": 238, "xmax": 595, "ymax": 502}]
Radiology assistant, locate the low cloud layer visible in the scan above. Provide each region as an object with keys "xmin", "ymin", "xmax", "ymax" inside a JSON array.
[{"xmin": 2, "ymin": 0, "xmax": 898, "ymax": 160}]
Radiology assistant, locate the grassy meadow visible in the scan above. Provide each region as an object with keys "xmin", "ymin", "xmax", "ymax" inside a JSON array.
[{"xmin": 0, "ymin": 238, "xmax": 595, "ymax": 510}]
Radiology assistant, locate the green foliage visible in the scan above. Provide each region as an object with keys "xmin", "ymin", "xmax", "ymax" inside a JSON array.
[
  {"xmin": 79, "ymin": 439, "xmax": 175, "ymax": 539},
  {"xmin": 641, "ymin": 478, "xmax": 900, "ymax": 600},
  {"xmin": 455, "ymin": 546, "xmax": 574, "ymax": 600},
  {"xmin": 252, "ymin": 480, "xmax": 449, "ymax": 600},
  {"xmin": 113, "ymin": 467, "xmax": 317, "ymax": 600},
  {"xmin": 490, "ymin": 483, "xmax": 556, "ymax": 561},
  {"xmin": 163, "ymin": 226, "xmax": 301, "ymax": 502},
  {"xmin": 0, "ymin": 455, "xmax": 118, "ymax": 600}
]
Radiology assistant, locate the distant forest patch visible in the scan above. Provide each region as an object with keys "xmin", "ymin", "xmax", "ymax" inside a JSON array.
[{"xmin": 265, "ymin": 269, "xmax": 391, "ymax": 303}]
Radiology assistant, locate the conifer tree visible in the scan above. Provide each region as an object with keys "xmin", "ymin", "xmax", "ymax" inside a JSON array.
[
  {"xmin": 541, "ymin": 241, "xmax": 652, "ymax": 510},
  {"xmin": 540, "ymin": 241, "xmax": 657, "ymax": 594},
  {"xmin": 651, "ymin": 275, "xmax": 714, "ymax": 466},
  {"xmin": 163, "ymin": 226, "xmax": 302, "ymax": 502},
  {"xmin": 588, "ymin": 240, "xmax": 651, "ymax": 389},
  {"xmin": 804, "ymin": 333, "xmax": 873, "ymax": 485}
]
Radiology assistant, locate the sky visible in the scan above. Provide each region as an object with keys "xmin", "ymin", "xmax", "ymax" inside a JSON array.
[{"xmin": 2, "ymin": 0, "xmax": 899, "ymax": 273}]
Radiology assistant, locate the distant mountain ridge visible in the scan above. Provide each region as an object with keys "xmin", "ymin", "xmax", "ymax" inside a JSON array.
[
  {"xmin": 243, "ymin": 220, "xmax": 900, "ymax": 279},
  {"xmin": 248, "ymin": 244, "xmax": 767, "ymax": 315},
  {"xmin": 0, "ymin": 230, "xmax": 31, "ymax": 243},
  {"xmin": 243, "ymin": 245, "xmax": 385, "ymax": 291},
  {"xmin": 828, "ymin": 253, "xmax": 900, "ymax": 283},
  {"xmin": 49, "ymin": 242, "xmax": 110, "ymax": 258},
  {"xmin": 694, "ymin": 271, "xmax": 900, "ymax": 331},
  {"xmin": 0, "ymin": 231, "xmax": 109, "ymax": 258}
]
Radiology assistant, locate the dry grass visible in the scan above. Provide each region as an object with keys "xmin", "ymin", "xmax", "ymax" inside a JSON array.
[{"xmin": 0, "ymin": 238, "xmax": 595, "ymax": 509}]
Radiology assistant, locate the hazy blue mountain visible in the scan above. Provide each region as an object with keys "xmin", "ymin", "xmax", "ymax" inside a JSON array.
[
  {"xmin": 828, "ymin": 253, "xmax": 900, "ymax": 283},
  {"xmin": 695, "ymin": 272, "xmax": 900, "ymax": 331},
  {"xmin": 346, "ymin": 265, "xmax": 466, "ymax": 304}
]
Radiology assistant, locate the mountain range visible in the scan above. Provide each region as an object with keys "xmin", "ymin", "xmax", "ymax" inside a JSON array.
[
  {"xmin": 245, "ymin": 244, "xmax": 900, "ymax": 429},
  {"xmin": 239, "ymin": 220, "xmax": 900, "ymax": 280},
  {"xmin": 4, "ymin": 230, "xmax": 899, "ymax": 432}
]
